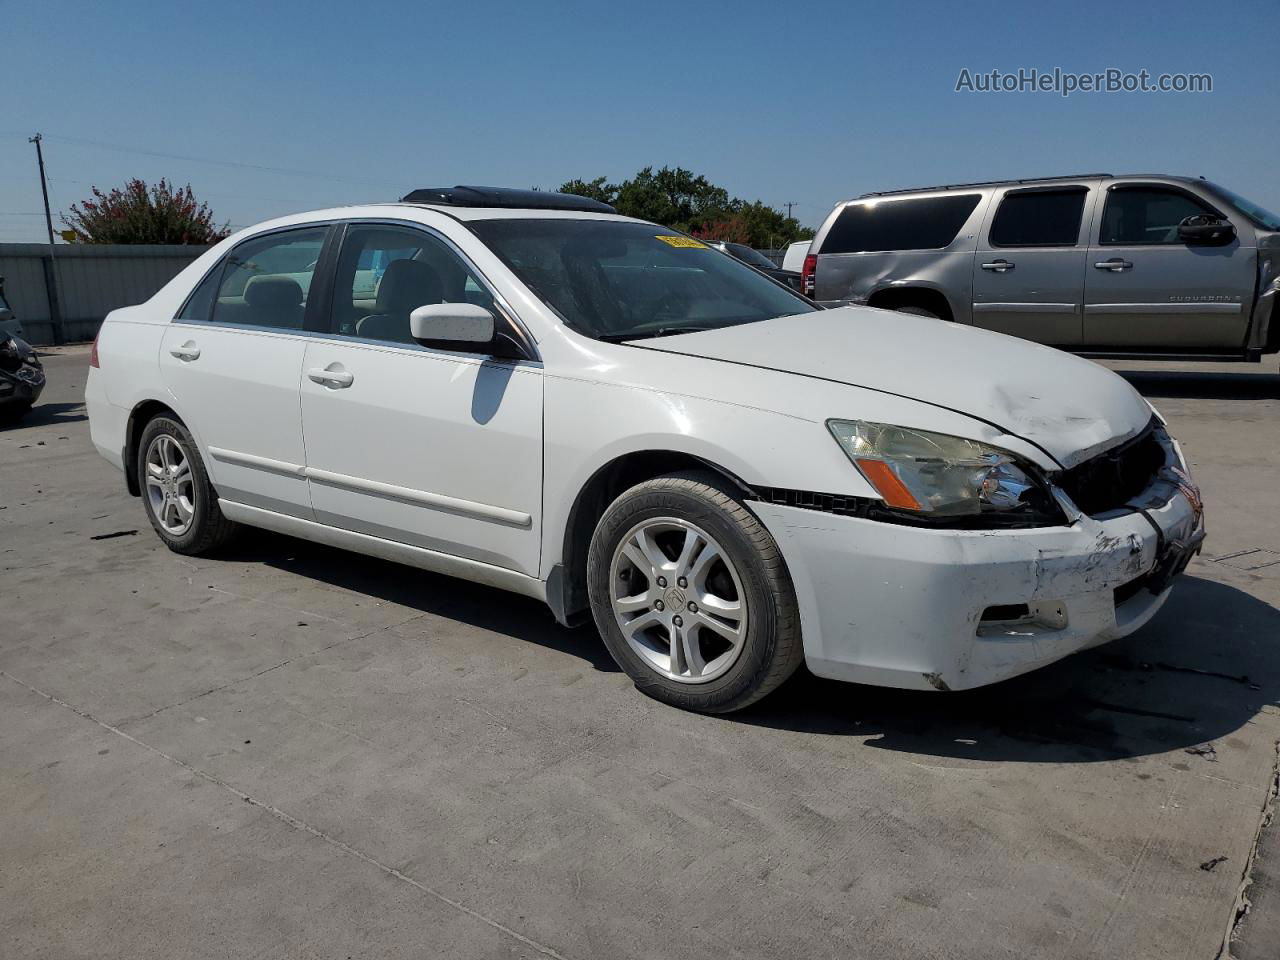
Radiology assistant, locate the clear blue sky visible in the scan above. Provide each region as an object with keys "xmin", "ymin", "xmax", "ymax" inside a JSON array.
[{"xmin": 2, "ymin": 0, "xmax": 1277, "ymax": 242}]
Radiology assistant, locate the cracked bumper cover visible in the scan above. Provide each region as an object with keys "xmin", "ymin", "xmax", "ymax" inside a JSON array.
[{"xmin": 752, "ymin": 488, "xmax": 1201, "ymax": 691}]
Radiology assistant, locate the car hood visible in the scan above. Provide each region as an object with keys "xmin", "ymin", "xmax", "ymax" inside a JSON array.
[{"xmin": 637, "ymin": 306, "xmax": 1153, "ymax": 469}]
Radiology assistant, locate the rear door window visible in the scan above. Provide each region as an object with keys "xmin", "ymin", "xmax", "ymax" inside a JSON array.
[
  {"xmin": 821, "ymin": 194, "xmax": 980, "ymax": 253},
  {"xmin": 989, "ymin": 188, "xmax": 1088, "ymax": 246},
  {"xmin": 211, "ymin": 227, "xmax": 328, "ymax": 329}
]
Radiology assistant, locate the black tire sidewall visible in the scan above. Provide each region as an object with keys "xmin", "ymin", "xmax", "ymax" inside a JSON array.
[
  {"xmin": 588, "ymin": 481, "xmax": 787, "ymax": 711},
  {"xmin": 136, "ymin": 416, "xmax": 219, "ymax": 553}
]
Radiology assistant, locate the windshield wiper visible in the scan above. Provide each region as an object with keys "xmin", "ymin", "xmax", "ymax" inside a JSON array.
[{"xmin": 595, "ymin": 326, "xmax": 716, "ymax": 343}]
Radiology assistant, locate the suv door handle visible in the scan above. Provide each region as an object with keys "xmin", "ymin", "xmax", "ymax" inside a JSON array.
[
  {"xmin": 1094, "ymin": 258, "xmax": 1133, "ymax": 272},
  {"xmin": 981, "ymin": 259, "xmax": 1015, "ymax": 272},
  {"xmin": 169, "ymin": 341, "xmax": 200, "ymax": 362},
  {"xmin": 307, "ymin": 366, "xmax": 354, "ymax": 388}
]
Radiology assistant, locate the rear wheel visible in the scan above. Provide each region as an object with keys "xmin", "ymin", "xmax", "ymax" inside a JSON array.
[
  {"xmin": 894, "ymin": 304, "xmax": 940, "ymax": 319},
  {"xmin": 137, "ymin": 416, "xmax": 238, "ymax": 555},
  {"xmin": 587, "ymin": 471, "xmax": 803, "ymax": 713}
]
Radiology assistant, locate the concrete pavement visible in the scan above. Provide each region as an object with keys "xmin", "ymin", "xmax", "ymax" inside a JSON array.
[{"xmin": 2, "ymin": 348, "xmax": 1278, "ymax": 959}]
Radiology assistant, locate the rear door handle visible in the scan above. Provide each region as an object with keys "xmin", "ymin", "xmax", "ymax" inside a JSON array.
[
  {"xmin": 981, "ymin": 259, "xmax": 1015, "ymax": 272},
  {"xmin": 307, "ymin": 366, "xmax": 354, "ymax": 388},
  {"xmin": 1094, "ymin": 258, "xmax": 1133, "ymax": 272},
  {"xmin": 169, "ymin": 341, "xmax": 200, "ymax": 361}
]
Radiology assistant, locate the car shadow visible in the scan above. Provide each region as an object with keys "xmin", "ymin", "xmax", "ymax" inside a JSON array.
[
  {"xmin": 1115, "ymin": 369, "xmax": 1280, "ymax": 400},
  {"xmin": 739, "ymin": 575, "xmax": 1280, "ymax": 763},
  {"xmin": 217, "ymin": 530, "xmax": 1277, "ymax": 763},
  {"xmin": 221, "ymin": 528, "xmax": 622, "ymax": 674},
  {"xmin": 0, "ymin": 401, "xmax": 87, "ymax": 430}
]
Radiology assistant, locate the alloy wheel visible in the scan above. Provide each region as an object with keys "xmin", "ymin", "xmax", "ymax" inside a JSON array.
[
  {"xmin": 144, "ymin": 434, "xmax": 196, "ymax": 536},
  {"xmin": 608, "ymin": 517, "xmax": 749, "ymax": 683}
]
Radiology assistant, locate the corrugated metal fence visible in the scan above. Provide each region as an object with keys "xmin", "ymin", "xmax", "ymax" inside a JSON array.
[{"xmin": 0, "ymin": 243, "xmax": 210, "ymax": 345}]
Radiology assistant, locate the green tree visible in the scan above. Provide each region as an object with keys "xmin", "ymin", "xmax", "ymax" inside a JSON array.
[
  {"xmin": 62, "ymin": 179, "xmax": 229, "ymax": 244},
  {"xmin": 558, "ymin": 176, "xmax": 618, "ymax": 206},
  {"xmin": 558, "ymin": 167, "xmax": 813, "ymax": 247}
]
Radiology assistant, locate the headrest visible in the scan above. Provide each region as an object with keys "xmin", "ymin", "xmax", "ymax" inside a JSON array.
[
  {"xmin": 243, "ymin": 275, "xmax": 304, "ymax": 309},
  {"xmin": 376, "ymin": 259, "xmax": 442, "ymax": 314}
]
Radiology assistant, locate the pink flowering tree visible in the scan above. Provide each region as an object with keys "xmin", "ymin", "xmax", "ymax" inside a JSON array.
[{"xmin": 62, "ymin": 179, "xmax": 230, "ymax": 244}]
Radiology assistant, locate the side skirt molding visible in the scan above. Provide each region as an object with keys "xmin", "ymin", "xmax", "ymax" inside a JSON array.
[{"xmin": 217, "ymin": 499, "xmax": 547, "ymax": 603}]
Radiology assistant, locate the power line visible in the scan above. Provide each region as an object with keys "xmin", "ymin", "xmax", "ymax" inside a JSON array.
[{"xmin": 28, "ymin": 132, "xmax": 403, "ymax": 190}]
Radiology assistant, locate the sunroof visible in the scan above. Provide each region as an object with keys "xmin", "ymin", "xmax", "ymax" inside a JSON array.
[{"xmin": 400, "ymin": 185, "xmax": 616, "ymax": 214}]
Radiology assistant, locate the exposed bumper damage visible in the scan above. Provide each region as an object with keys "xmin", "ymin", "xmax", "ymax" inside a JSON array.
[{"xmin": 753, "ymin": 476, "xmax": 1203, "ymax": 692}]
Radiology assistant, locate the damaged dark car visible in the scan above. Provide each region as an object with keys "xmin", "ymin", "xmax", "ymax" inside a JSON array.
[{"xmin": 0, "ymin": 333, "xmax": 45, "ymax": 424}]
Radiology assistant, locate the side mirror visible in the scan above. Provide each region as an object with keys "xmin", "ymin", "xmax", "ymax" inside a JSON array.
[
  {"xmin": 410, "ymin": 303, "xmax": 496, "ymax": 352},
  {"xmin": 1177, "ymin": 215, "xmax": 1235, "ymax": 246}
]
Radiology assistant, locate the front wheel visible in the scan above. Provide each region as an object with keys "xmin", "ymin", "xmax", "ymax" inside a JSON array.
[
  {"xmin": 587, "ymin": 471, "xmax": 803, "ymax": 713},
  {"xmin": 0, "ymin": 401, "xmax": 32, "ymax": 425}
]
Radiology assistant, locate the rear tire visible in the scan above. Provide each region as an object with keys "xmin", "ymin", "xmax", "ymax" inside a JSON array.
[
  {"xmin": 894, "ymin": 304, "xmax": 940, "ymax": 319},
  {"xmin": 587, "ymin": 470, "xmax": 803, "ymax": 713},
  {"xmin": 137, "ymin": 415, "xmax": 238, "ymax": 555}
]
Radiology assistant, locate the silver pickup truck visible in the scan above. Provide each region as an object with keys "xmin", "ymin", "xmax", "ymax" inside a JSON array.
[{"xmin": 803, "ymin": 174, "xmax": 1280, "ymax": 362}]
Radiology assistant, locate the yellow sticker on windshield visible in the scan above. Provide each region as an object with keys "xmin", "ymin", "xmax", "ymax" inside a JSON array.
[{"xmin": 655, "ymin": 235, "xmax": 707, "ymax": 249}]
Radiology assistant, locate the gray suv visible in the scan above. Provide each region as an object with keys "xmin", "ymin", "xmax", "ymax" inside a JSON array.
[{"xmin": 804, "ymin": 174, "xmax": 1280, "ymax": 361}]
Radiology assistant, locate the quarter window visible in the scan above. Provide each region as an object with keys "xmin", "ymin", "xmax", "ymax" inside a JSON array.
[
  {"xmin": 331, "ymin": 225, "xmax": 495, "ymax": 344},
  {"xmin": 210, "ymin": 228, "xmax": 327, "ymax": 329},
  {"xmin": 1100, "ymin": 188, "xmax": 1218, "ymax": 245},
  {"xmin": 177, "ymin": 263, "xmax": 222, "ymax": 321},
  {"xmin": 989, "ymin": 188, "xmax": 1088, "ymax": 247},
  {"xmin": 821, "ymin": 194, "xmax": 980, "ymax": 254}
]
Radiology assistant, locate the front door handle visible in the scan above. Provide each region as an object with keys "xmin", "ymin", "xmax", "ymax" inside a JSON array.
[
  {"xmin": 981, "ymin": 259, "xmax": 1015, "ymax": 272},
  {"xmin": 307, "ymin": 366, "xmax": 354, "ymax": 389},
  {"xmin": 1094, "ymin": 258, "xmax": 1133, "ymax": 272},
  {"xmin": 169, "ymin": 341, "xmax": 200, "ymax": 362}
]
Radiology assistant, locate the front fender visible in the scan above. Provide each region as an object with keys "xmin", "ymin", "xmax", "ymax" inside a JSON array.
[{"xmin": 539, "ymin": 375, "xmax": 880, "ymax": 577}]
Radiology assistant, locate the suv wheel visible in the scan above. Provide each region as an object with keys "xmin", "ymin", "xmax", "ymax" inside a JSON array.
[
  {"xmin": 587, "ymin": 471, "xmax": 803, "ymax": 713},
  {"xmin": 137, "ymin": 416, "xmax": 238, "ymax": 555},
  {"xmin": 895, "ymin": 304, "xmax": 940, "ymax": 319}
]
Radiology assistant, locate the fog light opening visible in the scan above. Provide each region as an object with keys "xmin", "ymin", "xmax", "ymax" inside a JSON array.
[{"xmin": 980, "ymin": 603, "xmax": 1030, "ymax": 623}]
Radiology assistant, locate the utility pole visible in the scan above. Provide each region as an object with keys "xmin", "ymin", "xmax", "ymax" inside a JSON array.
[
  {"xmin": 784, "ymin": 201, "xmax": 796, "ymax": 219},
  {"xmin": 29, "ymin": 134, "xmax": 56, "ymax": 247},
  {"xmin": 29, "ymin": 133, "xmax": 63, "ymax": 344}
]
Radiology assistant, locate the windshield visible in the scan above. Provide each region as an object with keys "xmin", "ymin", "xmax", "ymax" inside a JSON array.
[
  {"xmin": 469, "ymin": 219, "xmax": 815, "ymax": 340},
  {"xmin": 724, "ymin": 243, "xmax": 780, "ymax": 270},
  {"xmin": 1204, "ymin": 182, "xmax": 1280, "ymax": 230}
]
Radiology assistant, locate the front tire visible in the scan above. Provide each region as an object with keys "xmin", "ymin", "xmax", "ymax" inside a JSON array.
[
  {"xmin": 137, "ymin": 415, "xmax": 238, "ymax": 555},
  {"xmin": 587, "ymin": 471, "xmax": 803, "ymax": 713},
  {"xmin": 0, "ymin": 401, "xmax": 32, "ymax": 425}
]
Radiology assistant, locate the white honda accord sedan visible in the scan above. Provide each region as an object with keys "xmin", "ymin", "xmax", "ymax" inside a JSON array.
[{"xmin": 85, "ymin": 186, "xmax": 1205, "ymax": 713}]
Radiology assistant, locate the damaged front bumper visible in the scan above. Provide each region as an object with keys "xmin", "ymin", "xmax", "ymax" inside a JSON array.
[
  {"xmin": 0, "ymin": 341, "xmax": 45, "ymax": 410},
  {"xmin": 752, "ymin": 480, "xmax": 1203, "ymax": 692}
]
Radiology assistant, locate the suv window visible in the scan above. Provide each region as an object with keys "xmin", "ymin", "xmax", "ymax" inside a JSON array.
[
  {"xmin": 821, "ymin": 194, "xmax": 980, "ymax": 254},
  {"xmin": 210, "ymin": 228, "xmax": 327, "ymax": 329},
  {"xmin": 331, "ymin": 225, "xmax": 495, "ymax": 344},
  {"xmin": 1100, "ymin": 187, "xmax": 1218, "ymax": 245},
  {"xmin": 990, "ymin": 188, "xmax": 1087, "ymax": 247}
]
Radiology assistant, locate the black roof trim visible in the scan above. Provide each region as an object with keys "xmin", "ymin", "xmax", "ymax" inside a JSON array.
[
  {"xmin": 858, "ymin": 174, "xmax": 1113, "ymax": 198},
  {"xmin": 399, "ymin": 185, "xmax": 616, "ymax": 214}
]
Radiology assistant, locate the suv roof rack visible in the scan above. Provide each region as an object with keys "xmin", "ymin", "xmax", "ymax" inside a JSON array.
[
  {"xmin": 857, "ymin": 173, "xmax": 1113, "ymax": 199},
  {"xmin": 399, "ymin": 185, "xmax": 616, "ymax": 214}
]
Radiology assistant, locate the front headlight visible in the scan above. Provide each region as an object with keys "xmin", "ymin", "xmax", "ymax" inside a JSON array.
[{"xmin": 828, "ymin": 419, "xmax": 1061, "ymax": 522}]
